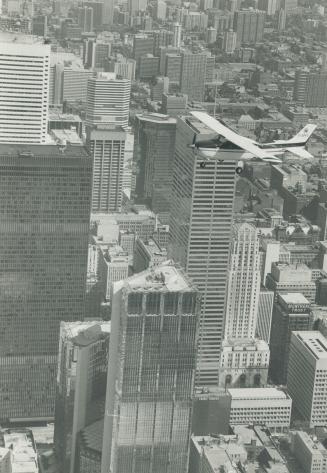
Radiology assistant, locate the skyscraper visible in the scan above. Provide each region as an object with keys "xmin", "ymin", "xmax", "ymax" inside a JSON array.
[
  {"xmin": 223, "ymin": 223, "xmax": 261, "ymax": 339},
  {"xmin": 86, "ymin": 73, "xmax": 131, "ymax": 130},
  {"xmin": 172, "ymin": 22, "xmax": 182, "ymax": 47},
  {"xmin": 180, "ymin": 52, "xmax": 207, "ymax": 102},
  {"xmin": 233, "ymin": 10, "xmax": 266, "ymax": 47},
  {"xmin": 219, "ymin": 223, "xmax": 269, "ymax": 389},
  {"xmin": 169, "ymin": 113, "xmax": 237, "ymax": 386},
  {"xmin": 86, "ymin": 125, "xmax": 127, "ymax": 212},
  {"xmin": 101, "ymin": 261, "xmax": 201, "ymax": 473},
  {"xmin": 133, "ymin": 113, "xmax": 176, "ymax": 223},
  {"xmin": 103, "ymin": 0, "xmax": 114, "ymax": 24},
  {"xmin": 54, "ymin": 321, "xmax": 110, "ymax": 473},
  {"xmin": 0, "ymin": 142, "xmax": 92, "ymax": 419},
  {"xmin": 0, "ymin": 33, "xmax": 50, "ymax": 144}
]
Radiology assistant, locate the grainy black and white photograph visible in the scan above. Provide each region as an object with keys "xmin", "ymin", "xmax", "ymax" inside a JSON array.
[{"xmin": 0, "ymin": 0, "xmax": 326, "ymax": 471}]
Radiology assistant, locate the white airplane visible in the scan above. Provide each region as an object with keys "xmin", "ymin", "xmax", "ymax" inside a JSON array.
[{"xmin": 189, "ymin": 111, "xmax": 316, "ymax": 174}]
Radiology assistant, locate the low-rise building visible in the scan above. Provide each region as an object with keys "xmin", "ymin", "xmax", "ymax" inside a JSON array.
[
  {"xmin": 133, "ymin": 237, "xmax": 167, "ymax": 273},
  {"xmin": 228, "ymin": 388, "xmax": 292, "ymax": 432}
]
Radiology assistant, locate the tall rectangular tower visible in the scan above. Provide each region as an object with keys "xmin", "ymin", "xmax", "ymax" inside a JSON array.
[
  {"xmin": 101, "ymin": 261, "xmax": 201, "ymax": 473},
  {"xmin": 0, "ymin": 33, "xmax": 50, "ymax": 144},
  {"xmin": 180, "ymin": 52, "xmax": 207, "ymax": 102},
  {"xmin": 168, "ymin": 114, "xmax": 237, "ymax": 386},
  {"xmin": 133, "ymin": 113, "xmax": 176, "ymax": 223},
  {"xmin": 0, "ymin": 143, "xmax": 92, "ymax": 420},
  {"xmin": 86, "ymin": 125, "xmax": 126, "ymax": 213},
  {"xmin": 86, "ymin": 73, "xmax": 131, "ymax": 130}
]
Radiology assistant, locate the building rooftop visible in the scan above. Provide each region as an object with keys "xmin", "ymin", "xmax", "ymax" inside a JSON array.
[
  {"xmin": 279, "ymin": 293, "xmax": 310, "ymax": 305},
  {"xmin": 61, "ymin": 321, "xmax": 110, "ymax": 347},
  {"xmin": 136, "ymin": 112, "xmax": 176, "ymax": 124},
  {"xmin": 0, "ymin": 32, "xmax": 46, "ymax": 45},
  {"xmin": 0, "ymin": 143, "xmax": 89, "ymax": 159},
  {"xmin": 125, "ymin": 261, "xmax": 196, "ymax": 293},
  {"xmin": 294, "ymin": 431, "xmax": 326, "ymax": 454},
  {"xmin": 48, "ymin": 111, "xmax": 82, "ymax": 122},
  {"xmin": 2, "ymin": 429, "xmax": 38, "ymax": 473},
  {"xmin": 222, "ymin": 338, "xmax": 269, "ymax": 351},
  {"xmin": 293, "ymin": 331, "xmax": 327, "ymax": 360},
  {"xmin": 228, "ymin": 387, "xmax": 289, "ymax": 400}
]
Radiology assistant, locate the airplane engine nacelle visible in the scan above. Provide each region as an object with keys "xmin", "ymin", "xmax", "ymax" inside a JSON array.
[{"xmin": 235, "ymin": 161, "xmax": 244, "ymax": 175}]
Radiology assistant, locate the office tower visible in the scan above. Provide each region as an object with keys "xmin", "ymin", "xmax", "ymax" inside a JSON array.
[
  {"xmin": 153, "ymin": 29, "xmax": 173, "ymax": 56},
  {"xmin": 223, "ymin": 223, "xmax": 260, "ymax": 339},
  {"xmin": 103, "ymin": 0, "xmax": 114, "ymax": 24},
  {"xmin": 165, "ymin": 53, "xmax": 182, "ymax": 84},
  {"xmin": 172, "ymin": 22, "xmax": 182, "ymax": 47},
  {"xmin": 101, "ymin": 261, "xmax": 201, "ymax": 473},
  {"xmin": 291, "ymin": 431, "xmax": 327, "ymax": 473},
  {"xmin": 32, "ymin": 15, "xmax": 48, "ymax": 36},
  {"xmin": 258, "ymin": 0, "xmax": 278, "ymax": 15},
  {"xmin": 256, "ymin": 287, "xmax": 274, "ymax": 343},
  {"xmin": 105, "ymin": 57, "xmax": 136, "ymax": 81},
  {"xmin": 233, "ymin": 10, "xmax": 266, "ymax": 47},
  {"xmin": 155, "ymin": 0, "xmax": 166, "ymax": 19},
  {"xmin": 183, "ymin": 12, "xmax": 208, "ymax": 31},
  {"xmin": 0, "ymin": 33, "xmax": 49, "ymax": 144},
  {"xmin": 180, "ymin": 52, "xmax": 207, "ymax": 102},
  {"xmin": 200, "ymin": 0, "xmax": 213, "ymax": 9},
  {"xmin": 76, "ymin": 420, "xmax": 103, "ymax": 473},
  {"xmin": 270, "ymin": 293, "xmax": 312, "ymax": 384},
  {"xmin": 86, "ymin": 73, "xmax": 131, "ymax": 130},
  {"xmin": 78, "ymin": 6, "xmax": 94, "ymax": 32},
  {"xmin": 266, "ymin": 262, "xmax": 316, "ymax": 303},
  {"xmin": 82, "ymin": 1, "xmax": 104, "ymax": 27},
  {"xmin": 86, "ymin": 125, "xmax": 127, "ymax": 213},
  {"xmin": 169, "ymin": 113, "xmax": 237, "ymax": 386},
  {"xmin": 219, "ymin": 223, "xmax": 269, "ymax": 388},
  {"xmin": 150, "ymin": 76, "xmax": 169, "ymax": 101},
  {"xmin": 282, "ymin": 0, "xmax": 297, "ymax": 14},
  {"xmin": 207, "ymin": 27, "xmax": 217, "ymax": 44},
  {"xmin": 223, "ymin": 29, "xmax": 237, "ymax": 53},
  {"xmin": 288, "ymin": 331, "xmax": 327, "ymax": 428},
  {"xmin": 84, "ymin": 40, "xmax": 111, "ymax": 70},
  {"xmin": 54, "ymin": 321, "xmax": 110, "ymax": 473},
  {"xmin": 98, "ymin": 245, "xmax": 129, "ymax": 303},
  {"xmin": 137, "ymin": 55, "xmax": 160, "ymax": 80},
  {"xmin": 304, "ymin": 73, "xmax": 327, "ymax": 107},
  {"xmin": 293, "ymin": 69, "xmax": 309, "ymax": 103},
  {"xmin": 161, "ymin": 93, "xmax": 187, "ymax": 116},
  {"xmin": 133, "ymin": 35, "xmax": 154, "ymax": 62},
  {"xmin": 133, "ymin": 237, "xmax": 167, "ymax": 273},
  {"xmin": 129, "ymin": 0, "xmax": 147, "ymax": 14},
  {"xmin": 159, "ymin": 47, "xmax": 180, "ymax": 74},
  {"xmin": 260, "ymin": 239, "xmax": 280, "ymax": 285},
  {"xmin": 133, "ymin": 113, "xmax": 176, "ymax": 222},
  {"xmin": 0, "ymin": 142, "xmax": 92, "ymax": 419},
  {"xmin": 278, "ymin": 8, "xmax": 286, "ymax": 30}
]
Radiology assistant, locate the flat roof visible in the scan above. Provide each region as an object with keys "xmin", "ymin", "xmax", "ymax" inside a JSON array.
[
  {"xmin": 125, "ymin": 261, "xmax": 196, "ymax": 293},
  {"xmin": 294, "ymin": 331, "xmax": 327, "ymax": 359},
  {"xmin": 136, "ymin": 112, "xmax": 176, "ymax": 124},
  {"xmin": 61, "ymin": 321, "xmax": 110, "ymax": 346},
  {"xmin": 228, "ymin": 388, "xmax": 288, "ymax": 400},
  {"xmin": 0, "ymin": 143, "xmax": 89, "ymax": 159},
  {"xmin": 279, "ymin": 293, "xmax": 310, "ymax": 304}
]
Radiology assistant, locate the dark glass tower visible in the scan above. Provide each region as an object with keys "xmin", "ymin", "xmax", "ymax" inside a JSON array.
[{"xmin": 0, "ymin": 143, "xmax": 92, "ymax": 420}]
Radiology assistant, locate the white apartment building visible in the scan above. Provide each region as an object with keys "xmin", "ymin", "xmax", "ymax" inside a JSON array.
[
  {"xmin": 287, "ymin": 331, "xmax": 327, "ymax": 428},
  {"xmin": 228, "ymin": 388, "xmax": 292, "ymax": 432},
  {"xmin": 86, "ymin": 72, "xmax": 131, "ymax": 130},
  {"xmin": 0, "ymin": 33, "xmax": 50, "ymax": 143}
]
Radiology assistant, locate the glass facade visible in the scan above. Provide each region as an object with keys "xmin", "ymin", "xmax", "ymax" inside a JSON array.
[{"xmin": 0, "ymin": 144, "xmax": 92, "ymax": 419}]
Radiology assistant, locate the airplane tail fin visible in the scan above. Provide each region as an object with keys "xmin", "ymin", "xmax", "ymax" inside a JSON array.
[{"xmin": 287, "ymin": 124, "xmax": 317, "ymax": 144}]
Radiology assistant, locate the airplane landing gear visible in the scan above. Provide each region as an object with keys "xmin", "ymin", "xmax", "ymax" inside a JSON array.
[
  {"xmin": 200, "ymin": 162, "xmax": 207, "ymax": 168},
  {"xmin": 235, "ymin": 166, "xmax": 243, "ymax": 175}
]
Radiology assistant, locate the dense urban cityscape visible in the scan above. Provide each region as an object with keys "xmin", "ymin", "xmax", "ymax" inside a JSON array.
[{"xmin": 0, "ymin": 0, "xmax": 327, "ymax": 471}]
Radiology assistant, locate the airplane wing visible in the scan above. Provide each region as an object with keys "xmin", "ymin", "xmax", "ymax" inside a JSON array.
[
  {"xmin": 190, "ymin": 111, "xmax": 276, "ymax": 161},
  {"xmin": 285, "ymin": 147, "xmax": 314, "ymax": 159}
]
